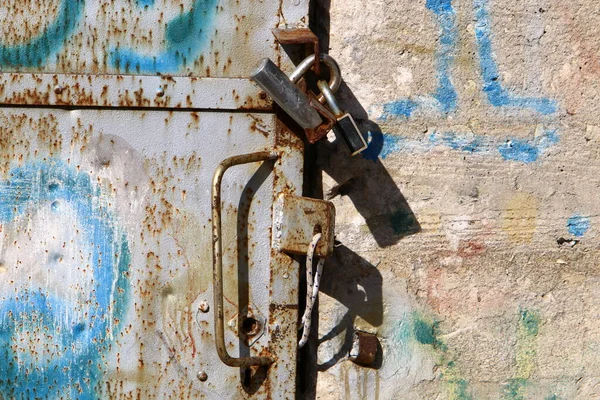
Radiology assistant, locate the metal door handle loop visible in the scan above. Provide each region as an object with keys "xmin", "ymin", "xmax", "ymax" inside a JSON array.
[{"xmin": 211, "ymin": 150, "xmax": 279, "ymax": 368}]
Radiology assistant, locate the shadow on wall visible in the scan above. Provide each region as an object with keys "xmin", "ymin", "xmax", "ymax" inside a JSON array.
[
  {"xmin": 298, "ymin": 245, "xmax": 385, "ymax": 399},
  {"xmin": 317, "ymin": 245, "xmax": 384, "ymax": 370},
  {"xmin": 310, "ymin": 0, "xmax": 420, "ymax": 247},
  {"xmin": 316, "ymin": 82, "xmax": 421, "ymax": 247}
]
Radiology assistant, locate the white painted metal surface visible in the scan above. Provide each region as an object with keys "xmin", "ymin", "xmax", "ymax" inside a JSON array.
[
  {"xmin": 0, "ymin": 108, "xmax": 303, "ymax": 398},
  {"xmin": 0, "ymin": 0, "xmax": 310, "ymax": 398}
]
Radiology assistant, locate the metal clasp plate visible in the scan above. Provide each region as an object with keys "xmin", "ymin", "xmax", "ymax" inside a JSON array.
[{"xmin": 272, "ymin": 193, "xmax": 335, "ymax": 258}]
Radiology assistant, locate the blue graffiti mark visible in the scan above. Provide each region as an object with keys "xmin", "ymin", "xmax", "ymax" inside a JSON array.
[
  {"xmin": 473, "ymin": 0, "xmax": 557, "ymax": 114},
  {"xmin": 380, "ymin": 133, "xmax": 405, "ymax": 159},
  {"xmin": 363, "ymin": 128, "xmax": 558, "ymax": 163},
  {"xmin": 428, "ymin": 0, "xmax": 458, "ymax": 114},
  {"xmin": 0, "ymin": 160, "xmax": 130, "ymax": 398},
  {"xmin": 383, "ymin": 99, "xmax": 419, "ymax": 119},
  {"xmin": 382, "ymin": 0, "xmax": 458, "ymax": 119},
  {"xmin": 137, "ymin": 0, "xmax": 156, "ymax": 6},
  {"xmin": 498, "ymin": 129, "xmax": 558, "ymax": 162},
  {"xmin": 0, "ymin": 0, "xmax": 84, "ymax": 68},
  {"xmin": 110, "ymin": 0, "xmax": 218, "ymax": 73},
  {"xmin": 381, "ymin": 0, "xmax": 557, "ymax": 119},
  {"xmin": 567, "ymin": 214, "xmax": 590, "ymax": 237},
  {"xmin": 430, "ymin": 131, "xmax": 484, "ymax": 153}
]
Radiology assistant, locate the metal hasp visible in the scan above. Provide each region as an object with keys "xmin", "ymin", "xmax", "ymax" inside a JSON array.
[
  {"xmin": 273, "ymin": 193, "xmax": 335, "ymax": 258},
  {"xmin": 211, "ymin": 150, "xmax": 279, "ymax": 368}
]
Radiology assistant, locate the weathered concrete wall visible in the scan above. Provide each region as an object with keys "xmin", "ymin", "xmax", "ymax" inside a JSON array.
[{"xmin": 314, "ymin": 0, "xmax": 600, "ymax": 398}]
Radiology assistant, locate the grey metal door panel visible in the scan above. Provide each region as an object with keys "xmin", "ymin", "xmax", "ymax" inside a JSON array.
[{"xmin": 0, "ymin": 108, "xmax": 302, "ymax": 398}]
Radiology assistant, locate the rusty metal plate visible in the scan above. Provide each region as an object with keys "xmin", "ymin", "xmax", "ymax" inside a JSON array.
[
  {"xmin": 273, "ymin": 193, "xmax": 335, "ymax": 258},
  {"xmin": 0, "ymin": 108, "xmax": 303, "ymax": 398}
]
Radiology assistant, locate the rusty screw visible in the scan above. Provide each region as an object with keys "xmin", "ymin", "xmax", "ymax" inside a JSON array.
[
  {"xmin": 197, "ymin": 371, "xmax": 208, "ymax": 382},
  {"xmin": 198, "ymin": 301, "xmax": 210, "ymax": 313},
  {"xmin": 156, "ymin": 87, "xmax": 165, "ymax": 97},
  {"xmin": 258, "ymin": 91, "xmax": 267, "ymax": 100},
  {"xmin": 54, "ymin": 85, "xmax": 64, "ymax": 95}
]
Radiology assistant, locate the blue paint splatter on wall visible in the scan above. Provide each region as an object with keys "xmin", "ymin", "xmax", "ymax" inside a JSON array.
[
  {"xmin": 363, "ymin": 128, "xmax": 558, "ymax": 163},
  {"xmin": 567, "ymin": 215, "xmax": 590, "ymax": 237},
  {"xmin": 110, "ymin": 0, "xmax": 218, "ymax": 73},
  {"xmin": 0, "ymin": 161, "xmax": 130, "ymax": 398},
  {"xmin": 497, "ymin": 129, "xmax": 558, "ymax": 162},
  {"xmin": 379, "ymin": 133, "xmax": 405, "ymax": 159},
  {"xmin": 0, "ymin": 0, "xmax": 84, "ymax": 68},
  {"xmin": 137, "ymin": 0, "xmax": 156, "ymax": 6},
  {"xmin": 473, "ymin": 0, "xmax": 557, "ymax": 114},
  {"xmin": 383, "ymin": 99, "xmax": 419, "ymax": 119},
  {"xmin": 382, "ymin": 0, "xmax": 458, "ymax": 119},
  {"xmin": 430, "ymin": 131, "xmax": 484, "ymax": 153}
]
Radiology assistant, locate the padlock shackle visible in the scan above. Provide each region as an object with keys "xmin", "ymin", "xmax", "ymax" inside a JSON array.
[
  {"xmin": 317, "ymin": 80, "xmax": 343, "ymax": 117},
  {"xmin": 289, "ymin": 54, "xmax": 342, "ymax": 103}
]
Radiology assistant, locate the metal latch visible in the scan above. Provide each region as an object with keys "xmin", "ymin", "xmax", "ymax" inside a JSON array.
[{"xmin": 272, "ymin": 193, "xmax": 335, "ymax": 258}]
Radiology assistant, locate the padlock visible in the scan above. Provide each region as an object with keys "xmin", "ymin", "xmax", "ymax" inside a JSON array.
[
  {"xmin": 317, "ymin": 80, "xmax": 368, "ymax": 156},
  {"xmin": 250, "ymin": 54, "xmax": 342, "ymax": 136}
]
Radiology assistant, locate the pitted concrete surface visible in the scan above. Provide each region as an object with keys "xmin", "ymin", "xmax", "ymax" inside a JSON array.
[{"xmin": 313, "ymin": 0, "xmax": 600, "ymax": 398}]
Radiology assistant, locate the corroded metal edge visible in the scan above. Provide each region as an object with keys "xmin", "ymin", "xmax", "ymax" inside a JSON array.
[{"xmin": 0, "ymin": 74, "xmax": 271, "ymax": 110}]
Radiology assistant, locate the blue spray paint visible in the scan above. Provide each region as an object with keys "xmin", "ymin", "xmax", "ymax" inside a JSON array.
[
  {"xmin": 567, "ymin": 214, "xmax": 590, "ymax": 237},
  {"xmin": 473, "ymin": 0, "xmax": 557, "ymax": 114},
  {"xmin": 497, "ymin": 129, "xmax": 559, "ymax": 162},
  {"xmin": 382, "ymin": 0, "xmax": 458, "ymax": 119},
  {"xmin": 0, "ymin": 161, "xmax": 130, "ymax": 398},
  {"xmin": 110, "ymin": 0, "xmax": 218, "ymax": 73},
  {"xmin": 363, "ymin": 128, "xmax": 558, "ymax": 163},
  {"xmin": 382, "ymin": 0, "xmax": 557, "ymax": 119},
  {"xmin": 0, "ymin": 0, "xmax": 84, "ymax": 68}
]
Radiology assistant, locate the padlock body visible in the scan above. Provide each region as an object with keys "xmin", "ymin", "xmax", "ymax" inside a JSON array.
[
  {"xmin": 251, "ymin": 59, "xmax": 323, "ymax": 130},
  {"xmin": 333, "ymin": 113, "xmax": 368, "ymax": 156}
]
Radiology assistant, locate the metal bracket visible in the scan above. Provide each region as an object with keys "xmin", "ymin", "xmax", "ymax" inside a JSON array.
[
  {"xmin": 272, "ymin": 28, "xmax": 320, "ymax": 75},
  {"xmin": 272, "ymin": 193, "xmax": 335, "ymax": 258}
]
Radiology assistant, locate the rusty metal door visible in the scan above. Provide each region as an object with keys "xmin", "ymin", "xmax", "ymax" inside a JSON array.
[{"xmin": 0, "ymin": 1, "xmax": 310, "ymax": 398}]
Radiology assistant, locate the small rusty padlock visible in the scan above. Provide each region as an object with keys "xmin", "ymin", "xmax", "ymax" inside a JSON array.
[{"xmin": 317, "ymin": 80, "xmax": 368, "ymax": 156}]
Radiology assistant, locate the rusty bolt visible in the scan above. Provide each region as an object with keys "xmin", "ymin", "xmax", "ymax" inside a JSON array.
[
  {"xmin": 349, "ymin": 330, "xmax": 380, "ymax": 367},
  {"xmin": 198, "ymin": 301, "xmax": 210, "ymax": 313},
  {"xmin": 156, "ymin": 87, "xmax": 165, "ymax": 97},
  {"xmin": 258, "ymin": 91, "xmax": 267, "ymax": 100},
  {"xmin": 283, "ymin": 272, "xmax": 290, "ymax": 279},
  {"xmin": 54, "ymin": 85, "xmax": 64, "ymax": 95},
  {"xmin": 197, "ymin": 371, "xmax": 208, "ymax": 382}
]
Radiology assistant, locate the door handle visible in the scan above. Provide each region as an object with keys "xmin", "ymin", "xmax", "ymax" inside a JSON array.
[{"xmin": 211, "ymin": 150, "xmax": 279, "ymax": 368}]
